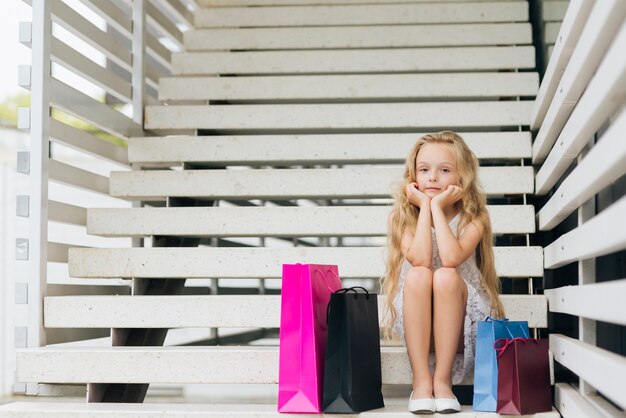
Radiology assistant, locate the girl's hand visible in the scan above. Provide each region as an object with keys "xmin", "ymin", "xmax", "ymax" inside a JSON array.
[
  {"xmin": 405, "ymin": 182, "xmax": 430, "ymax": 208},
  {"xmin": 431, "ymin": 185, "xmax": 463, "ymax": 209}
]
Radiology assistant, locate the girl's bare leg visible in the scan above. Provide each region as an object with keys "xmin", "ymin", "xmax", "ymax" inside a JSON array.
[
  {"xmin": 402, "ymin": 266, "xmax": 434, "ymax": 399},
  {"xmin": 432, "ymin": 267, "xmax": 468, "ymax": 399}
]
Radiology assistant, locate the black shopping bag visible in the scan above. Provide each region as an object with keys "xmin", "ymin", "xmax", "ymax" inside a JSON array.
[{"xmin": 322, "ymin": 287, "xmax": 385, "ymax": 413}]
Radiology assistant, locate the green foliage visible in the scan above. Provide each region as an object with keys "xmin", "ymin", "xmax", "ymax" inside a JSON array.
[{"xmin": 0, "ymin": 93, "xmax": 30, "ymax": 128}]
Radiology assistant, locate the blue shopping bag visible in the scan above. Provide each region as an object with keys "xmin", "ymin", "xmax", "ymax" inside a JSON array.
[{"xmin": 472, "ymin": 317, "xmax": 529, "ymax": 412}]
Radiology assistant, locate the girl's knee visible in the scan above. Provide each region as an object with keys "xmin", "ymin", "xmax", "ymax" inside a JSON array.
[
  {"xmin": 404, "ymin": 266, "xmax": 433, "ymax": 293},
  {"xmin": 433, "ymin": 267, "xmax": 463, "ymax": 294}
]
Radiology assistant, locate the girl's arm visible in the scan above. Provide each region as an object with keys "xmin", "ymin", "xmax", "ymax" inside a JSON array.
[
  {"xmin": 431, "ymin": 187, "xmax": 484, "ymax": 267},
  {"xmin": 400, "ymin": 183, "xmax": 432, "ymax": 267}
]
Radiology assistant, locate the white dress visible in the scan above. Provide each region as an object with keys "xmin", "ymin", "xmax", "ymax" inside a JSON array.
[{"xmin": 391, "ymin": 212, "xmax": 492, "ymax": 384}]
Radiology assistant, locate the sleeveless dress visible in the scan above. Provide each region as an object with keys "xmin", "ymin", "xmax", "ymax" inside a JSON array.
[{"xmin": 391, "ymin": 212, "xmax": 492, "ymax": 384}]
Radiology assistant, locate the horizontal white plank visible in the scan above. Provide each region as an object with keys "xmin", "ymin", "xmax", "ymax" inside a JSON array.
[
  {"xmin": 535, "ymin": 22, "xmax": 626, "ymax": 194},
  {"xmin": 550, "ymin": 334, "xmax": 626, "ymax": 410},
  {"xmin": 86, "ymin": 205, "xmax": 535, "ymax": 237},
  {"xmin": 128, "ymin": 132, "xmax": 532, "ymax": 165},
  {"xmin": 159, "ymin": 73, "xmax": 539, "ymax": 101},
  {"xmin": 544, "ymin": 195, "xmax": 626, "ymax": 269},
  {"xmin": 146, "ymin": 1, "xmax": 183, "ymax": 49},
  {"xmin": 555, "ymin": 383, "xmax": 625, "ymax": 418},
  {"xmin": 110, "ymin": 166, "xmax": 533, "ymax": 200},
  {"xmin": 545, "ymin": 280, "xmax": 626, "ymax": 326},
  {"xmin": 68, "ymin": 246, "xmax": 544, "ymax": 279},
  {"xmin": 48, "ymin": 242, "xmax": 78, "ymax": 264},
  {"xmin": 194, "ymin": 2, "xmax": 528, "ymax": 27},
  {"xmin": 544, "ymin": 22, "xmax": 560, "ymax": 44},
  {"xmin": 44, "ymin": 294, "xmax": 546, "ymax": 328},
  {"xmin": 48, "ymin": 201, "xmax": 87, "ymax": 226},
  {"xmin": 0, "ymin": 402, "xmax": 560, "ymax": 417},
  {"xmin": 49, "ymin": 159, "xmax": 109, "ymax": 196},
  {"xmin": 532, "ymin": 1, "xmax": 626, "ymax": 164},
  {"xmin": 50, "ymin": 78, "xmax": 143, "ymax": 140},
  {"xmin": 199, "ymin": 0, "xmax": 525, "ymax": 5},
  {"xmin": 49, "ymin": 119, "xmax": 128, "ymax": 166},
  {"xmin": 538, "ymin": 108, "xmax": 626, "ymax": 230},
  {"xmin": 531, "ymin": 0, "xmax": 593, "ymax": 130},
  {"xmin": 172, "ymin": 46, "xmax": 535, "ymax": 75},
  {"xmin": 184, "ymin": 23, "xmax": 532, "ymax": 50},
  {"xmin": 145, "ymin": 101, "xmax": 533, "ymax": 130}
]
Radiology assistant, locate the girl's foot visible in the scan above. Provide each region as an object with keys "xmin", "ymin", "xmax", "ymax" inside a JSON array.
[
  {"xmin": 408, "ymin": 383, "xmax": 435, "ymax": 414},
  {"xmin": 433, "ymin": 381, "xmax": 460, "ymax": 414}
]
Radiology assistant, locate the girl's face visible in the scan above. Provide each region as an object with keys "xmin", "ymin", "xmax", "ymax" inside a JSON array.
[{"xmin": 414, "ymin": 143, "xmax": 460, "ymax": 198}]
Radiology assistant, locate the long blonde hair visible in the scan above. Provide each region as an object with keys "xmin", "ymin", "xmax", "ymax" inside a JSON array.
[{"xmin": 381, "ymin": 131, "xmax": 505, "ymax": 331}]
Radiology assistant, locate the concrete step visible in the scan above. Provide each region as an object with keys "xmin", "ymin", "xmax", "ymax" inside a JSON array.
[
  {"xmin": 0, "ymin": 402, "xmax": 561, "ymax": 417},
  {"xmin": 85, "ymin": 205, "xmax": 536, "ymax": 237},
  {"xmin": 171, "ymin": 46, "xmax": 535, "ymax": 75},
  {"xmin": 144, "ymin": 101, "xmax": 533, "ymax": 131},
  {"xmin": 194, "ymin": 2, "xmax": 528, "ymax": 27},
  {"xmin": 68, "ymin": 246, "xmax": 544, "ymax": 279},
  {"xmin": 159, "ymin": 73, "xmax": 539, "ymax": 101},
  {"xmin": 128, "ymin": 132, "xmax": 532, "ymax": 166},
  {"xmin": 184, "ymin": 23, "xmax": 532, "ymax": 50},
  {"xmin": 44, "ymin": 294, "xmax": 547, "ymax": 329},
  {"xmin": 109, "ymin": 166, "xmax": 534, "ymax": 201}
]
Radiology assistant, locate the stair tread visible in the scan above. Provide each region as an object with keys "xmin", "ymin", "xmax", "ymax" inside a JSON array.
[
  {"xmin": 127, "ymin": 132, "xmax": 532, "ymax": 165},
  {"xmin": 184, "ymin": 23, "xmax": 532, "ymax": 50},
  {"xmin": 144, "ymin": 101, "xmax": 533, "ymax": 130},
  {"xmin": 194, "ymin": 2, "xmax": 528, "ymax": 28},
  {"xmin": 109, "ymin": 166, "xmax": 534, "ymax": 200},
  {"xmin": 68, "ymin": 246, "xmax": 544, "ymax": 279},
  {"xmin": 44, "ymin": 294, "xmax": 547, "ymax": 329},
  {"xmin": 86, "ymin": 205, "xmax": 536, "ymax": 237},
  {"xmin": 159, "ymin": 73, "xmax": 538, "ymax": 101},
  {"xmin": 171, "ymin": 47, "xmax": 535, "ymax": 75},
  {"xmin": 0, "ymin": 401, "xmax": 561, "ymax": 417}
]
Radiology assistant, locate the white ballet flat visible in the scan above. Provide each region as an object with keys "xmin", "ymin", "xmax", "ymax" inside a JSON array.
[
  {"xmin": 408, "ymin": 392, "xmax": 436, "ymax": 414},
  {"xmin": 435, "ymin": 396, "xmax": 461, "ymax": 414}
]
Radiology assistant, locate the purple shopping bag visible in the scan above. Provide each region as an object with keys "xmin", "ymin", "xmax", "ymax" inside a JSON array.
[{"xmin": 278, "ymin": 264, "xmax": 343, "ymax": 413}]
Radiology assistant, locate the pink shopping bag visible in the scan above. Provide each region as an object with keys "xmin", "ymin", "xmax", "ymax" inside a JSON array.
[{"xmin": 278, "ymin": 264, "xmax": 343, "ymax": 413}]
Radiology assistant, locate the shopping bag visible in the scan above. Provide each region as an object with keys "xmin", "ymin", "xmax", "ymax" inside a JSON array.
[
  {"xmin": 322, "ymin": 287, "xmax": 385, "ymax": 413},
  {"xmin": 472, "ymin": 317, "xmax": 530, "ymax": 412},
  {"xmin": 277, "ymin": 264, "xmax": 343, "ymax": 413},
  {"xmin": 496, "ymin": 338, "xmax": 552, "ymax": 415}
]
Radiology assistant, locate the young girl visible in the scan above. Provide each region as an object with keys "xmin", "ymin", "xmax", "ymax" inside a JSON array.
[{"xmin": 382, "ymin": 131, "xmax": 504, "ymax": 414}]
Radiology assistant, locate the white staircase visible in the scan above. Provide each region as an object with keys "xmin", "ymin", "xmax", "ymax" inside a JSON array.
[{"xmin": 3, "ymin": 0, "xmax": 560, "ymax": 416}]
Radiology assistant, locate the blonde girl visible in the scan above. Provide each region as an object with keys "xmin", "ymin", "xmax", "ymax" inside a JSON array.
[{"xmin": 382, "ymin": 131, "xmax": 504, "ymax": 414}]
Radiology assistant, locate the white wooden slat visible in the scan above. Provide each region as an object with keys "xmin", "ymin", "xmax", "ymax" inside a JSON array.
[
  {"xmin": 159, "ymin": 0, "xmax": 194, "ymax": 28},
  {"xmin": 535, "ymin": 22, "xmax": 626, "ymax": 194},
  {"xmin": 109, "ymin": 166, "xmax": 533, "ymax": 200},
  {"xmin": 551, "ymin": 334, "xmax": 626, "ymax": 410},
  {"xmin": 544, "ymin": 22, "xmax": 561, "ymax": 44},
  {"xmin": 49, "ymin": 119, "xmax": 128, "ymax": 166},
  {"xmin": 545, "ymin": 280, "xmax": 626, "ymax": 326},
  {"xmin": 0, "ymin": 402, "xmax": 561, "ymax": 417},
  {"xmin": 171, "ymin": 46, "xmax": 536, "ymax": 75},
  {"xmin": 78, "ymin": 0, "xmax": 131, "ymax": 39},
  {"xmin": 531, "ymin": 1, "xmax": 626, "ymax": 164},
  {"xmin": 68, "ymin": 246, "xmax": 544, "ymax": 279},
  {"xmin": 128, "ymin": 132, "xmax": 532, "ymax": 165},
  {"xmin": 538, "ymin": 108, "xmax": 626, "ymax": 230},
  {"xmin": 159, "ymin": 73, "xmax": 539, "ymax": 101},
  {"xmin": 543, "ymin": 1, "xmax": 569, "ymax": 21},
  {"xmin": 50, "ymin": 78, "xmax": 143, "ymax": 140},
  {"xmin": 49, "ymin": 159, "xmax": 109, "ymax": 196},
  {"xmin": 86, "ymin": 205, "xmax": 535, "ymax": 237},
  {"xmin": 531, "ymin": 0, "xmax": 595, "ymax": 131},
  {"xmin": 50, "ymin": 0, "xmax": 131, "ymax": 72},
  {"xmin": 544, "ymin": 195, "xmax": 626, "ymax": 269},
  {"xmin": 144, "ymin": 101, "xmax": 533, "ymax": 130},
  {"xmin": 44, "ymin": 294, "xmax": 546, "ymax": 328},
  {"xmin": 194, "ymin": 2, "xmax": 528, "ymax": 28},
  {"xmin": 184, "ymin": 23, "xmax": 532, "ymax": 50},
  {"xmin": 48, "ymin": 201, "xmax": 87, "ymax": 226},
  {"xmin": 199, "ymin": 0, "xmax": 525, "ymax": 5},
  {"xmin": 50, "ymin": 38, "xmax": 131, "ymax": 103},
  {"xmin": 146, "ymin": 2, "xmax": 183, "ymax": 48},
  {"xmin": 145, "ymin": 33, "xmax": 172, "ymax": 72},
  {"xmin": 555, "ymin": 383, "xmax": 625, "ymax": 418}
]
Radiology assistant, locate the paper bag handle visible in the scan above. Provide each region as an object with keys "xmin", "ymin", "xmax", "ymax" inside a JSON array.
[{"xmin": 326, "ymin": 286, "xmax": 371, "ymax": 324}]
